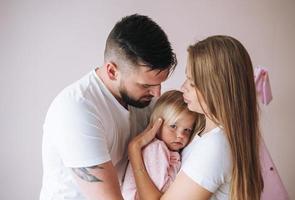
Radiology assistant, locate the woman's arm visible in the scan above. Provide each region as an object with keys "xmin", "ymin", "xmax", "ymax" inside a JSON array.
[
  {"xmin": 128, "ymin": 118, "xmax": 213, "ymax": 200},
  {"xmin": 160, "ymin": 171, "xmax": 213, "ymax": 200},
  {"xmin": 141, "ymin": 140, "xmax": 173, "ymax": 192},
  {"xmin": 128, "ymin": 119, "xmax": 163, "ymax": 200}
]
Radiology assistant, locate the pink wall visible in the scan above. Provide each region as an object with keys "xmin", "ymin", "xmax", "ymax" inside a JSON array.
[{"xmin": 1, "ymin": 0, "xmax": 294, "ymax": 199}]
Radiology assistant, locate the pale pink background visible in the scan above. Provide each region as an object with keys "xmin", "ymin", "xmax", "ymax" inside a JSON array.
[{"xmin": 0, "ymin": 0, "xmax": 294, "ymax": 199}]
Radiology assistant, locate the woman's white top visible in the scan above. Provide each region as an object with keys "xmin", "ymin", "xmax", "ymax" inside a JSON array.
[{"xmin": 181, "ymin": 127, "xmax": 232, "ymax": 200}]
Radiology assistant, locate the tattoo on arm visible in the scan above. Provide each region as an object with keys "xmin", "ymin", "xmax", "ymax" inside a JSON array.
[{"xmin": 72, "ymin": 165, "xmax": 104, "ymax": 182}]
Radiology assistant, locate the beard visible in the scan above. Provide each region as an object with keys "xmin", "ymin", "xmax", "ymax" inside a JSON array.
[{"xmin": 119, "ymin": 84, "xmax": 153, "ymax": 108}]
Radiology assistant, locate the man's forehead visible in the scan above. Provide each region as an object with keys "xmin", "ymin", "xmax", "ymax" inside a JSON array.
[
  {"xmin": 137, "ymin": 67, "xmax": 169, "ymax": 85},
  {"xmin": 137, "ymin": 66, "xmax": 169, "ymax": 77}
]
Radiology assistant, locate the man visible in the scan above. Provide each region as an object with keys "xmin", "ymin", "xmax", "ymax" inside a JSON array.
[{"xmin": 40, "ymin": 14, "xmax": 177, "ymax": 200}]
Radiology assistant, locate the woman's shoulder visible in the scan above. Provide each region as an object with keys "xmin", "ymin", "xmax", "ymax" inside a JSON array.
[
  {"xmin": 197, "ymin": 127, "xmax": 229, "ymax": 150},
  {"xmin": 181, "ymin": 127, "xmax": 232, "ymax": 193},
  {"xmin": 185, "ymin": 127, "xmax": 231, "ymax": 167}
]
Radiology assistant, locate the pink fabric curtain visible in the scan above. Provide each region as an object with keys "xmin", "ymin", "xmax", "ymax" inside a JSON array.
[
  {"xmin": 255, "ymin": 66, "xmax": 289, "ymax": 199},
  {"xmin": 260, "ymin": 139, "xmax": 289, "ymax": 199}
]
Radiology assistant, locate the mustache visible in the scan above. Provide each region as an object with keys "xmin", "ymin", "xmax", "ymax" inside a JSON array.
[{"xmin": 140, "ymin": 95, "xmax": 154, "ymax": 100}]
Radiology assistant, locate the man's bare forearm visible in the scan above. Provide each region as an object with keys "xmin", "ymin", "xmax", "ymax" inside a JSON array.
[{"xmin": 71, "ymin": 161, "xmax": 124, "ymax": 200}]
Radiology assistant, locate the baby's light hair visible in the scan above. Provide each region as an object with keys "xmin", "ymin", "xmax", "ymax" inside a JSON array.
[{"xmin": 150, "ymin": 90, "xmax": 204, "ymax": 138}]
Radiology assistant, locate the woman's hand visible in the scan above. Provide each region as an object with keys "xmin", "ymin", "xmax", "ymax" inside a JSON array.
[
  {"xmin": 127, "ymin": 118, "xmax": 164, "ymax": 200},
  {"xmin": 128, "ymin": 118, "xmax": 163, "ymax": 156}
]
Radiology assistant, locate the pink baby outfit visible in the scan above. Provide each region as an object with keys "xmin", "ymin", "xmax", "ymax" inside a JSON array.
[{"xmin": 121, "ymin": 139, "xmax": 181, "ymax": 200}]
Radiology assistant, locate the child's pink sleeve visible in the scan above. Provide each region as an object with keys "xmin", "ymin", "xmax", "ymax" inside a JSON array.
[
  {"xmin": 142, "ymin": 139, "xmax": 181, "ymax": 192},
  {"xmin": 121, "ymin": 139, "xmax": 181, "ymax": 200},
  {"xmin": 121, "ymin": 160, "xmax": 138, "ymax": 199}
]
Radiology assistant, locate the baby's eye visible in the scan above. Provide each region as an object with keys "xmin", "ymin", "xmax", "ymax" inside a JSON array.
[
  {"xmin": 184, "ymin": 128, "xmax": 193, "ymax": 134},
  {"xmin": 141, "ymin": 84, "xmax": 150, "ymax": 89},
  {"xmin": 169, "ymin": 124, "xmax": 177, "ymax": 129}
]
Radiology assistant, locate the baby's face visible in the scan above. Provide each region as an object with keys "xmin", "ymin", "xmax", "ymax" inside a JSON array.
[{"xmin": 158, "ymin": 113, "xmax": 196, "ymax": 151}]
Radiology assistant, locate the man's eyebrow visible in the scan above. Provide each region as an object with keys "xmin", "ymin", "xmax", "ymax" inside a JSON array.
[{"xmin": 141, "ymin": 83, "xmax": 161, "ymax": 87}]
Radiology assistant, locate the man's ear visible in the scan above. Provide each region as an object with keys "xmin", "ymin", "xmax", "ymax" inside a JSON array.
[{"xmin": 105, "ymin": 62, "xmax": 119, "ymax": 80}]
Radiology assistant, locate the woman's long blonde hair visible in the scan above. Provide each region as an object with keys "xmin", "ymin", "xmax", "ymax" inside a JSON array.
[{"xmin": 187, "ymin": 35, "xmax": 263, "ymax": 200}]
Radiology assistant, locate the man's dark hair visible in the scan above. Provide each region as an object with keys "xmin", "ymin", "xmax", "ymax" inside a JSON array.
[{"xmin": 104, "ymin": 14, "xmax": 177, "ymax": 73}]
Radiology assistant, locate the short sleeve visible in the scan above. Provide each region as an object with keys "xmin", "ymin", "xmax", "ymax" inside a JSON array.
[
  {"xmin": 46, "ymin": 96, "xmax": 110, "ymax": 168},
  {"xmin": 181, "ymin": 133, "xmax": 231, "ymax": 193}
]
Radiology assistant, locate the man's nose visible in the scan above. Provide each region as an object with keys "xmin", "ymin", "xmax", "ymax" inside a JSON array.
[{"xmin": 149, "ymin": 85, "xmax": 161, "ymax": 97}]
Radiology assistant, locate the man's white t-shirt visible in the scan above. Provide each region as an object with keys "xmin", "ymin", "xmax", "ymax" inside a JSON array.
[
  {"xmin": 40, "ymin": 69, "xmax": 152, "ymax": 200},
  {"xmin": 181, "ymin": 127, "xmax": 232, "ymax": 200}
]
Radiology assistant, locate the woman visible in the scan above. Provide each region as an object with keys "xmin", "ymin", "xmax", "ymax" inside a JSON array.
[{"xmin": 128, "ymin": 35, "xmax": 264, "ymax": 200}]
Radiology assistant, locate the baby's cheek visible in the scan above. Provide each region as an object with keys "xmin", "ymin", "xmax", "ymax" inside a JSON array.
[{"xmin": 184, "ymin": 137, "xmax": 190, "ymax": 145}]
